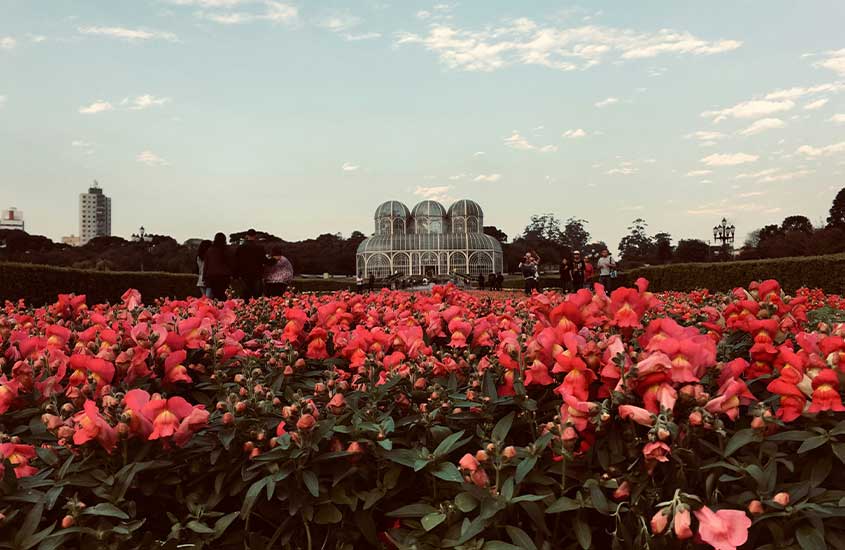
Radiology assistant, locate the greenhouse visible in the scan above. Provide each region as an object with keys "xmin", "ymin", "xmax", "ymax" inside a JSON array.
[{"xmin": 356, "ymin": 199, "xmax": 504, "ymax": 279}]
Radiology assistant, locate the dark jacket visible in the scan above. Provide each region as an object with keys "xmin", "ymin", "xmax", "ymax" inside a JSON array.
[
  {"xmin": 203, "ymin": 246, "xmax": 232, "ymax": 278},
  {"xmin": 559, "ymin": 262, "xmax": 572, "ymax": 281},
  {"xmin": 235, "ymin": 241, "xmax": 270, "ymax": 278}
]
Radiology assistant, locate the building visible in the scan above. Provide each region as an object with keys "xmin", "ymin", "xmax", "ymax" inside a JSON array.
[
  {"xmin": 356, "ymin": 199, "xmax": 504, "ymax": 279},
  {"xmin": 79, "ymin": 182, "xmax": 111, "ymax": 244},
  {"xmin": 0, "ymin": 207, "xmax": 24, "ymax": 231},
  {"xmin": 61, "ymin": 235, "xmax": 82, "ymax": 247}
]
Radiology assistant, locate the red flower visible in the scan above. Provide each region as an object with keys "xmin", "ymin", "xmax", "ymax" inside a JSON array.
[
  {"xmin": 618, "ymin": 405, "xmax": 654, "ymax": 426},
  {"xmin": 72, "ymin": 400, "xmax": 118, "ymax": 453},
  {"xmin": 163, "ymin": 350, "xmax": 192, "ymax": 385},
  {"xmin": 142, "ymin": 396, "xmax": 196, "ymax": 441},
  {"xmin": 693, "ymin": 506, "xmax": 751, "ymax": 550},
  {"xmin": 0, "ymin": 443, "xmax": 38, "ymax": 478},
  {"xmin": 524, "ymin": 359, "xmax": 555, "ymax": 386},
  {"xmin": 807, "ymin": 369, "xmax": 845, "ymax": 413}
]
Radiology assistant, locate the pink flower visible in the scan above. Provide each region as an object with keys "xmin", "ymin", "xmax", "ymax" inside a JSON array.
[
  {"xmin": 694, "ymin": 506, "xmax": 752, "ymax": 550},
  {"xmin": 618, "ymin": 405, "xmax": 654, "ymax": 426},
  {"xmin": 674, "ymin": 505, "xmax": 692, "ymax": 539},
  {"xmin": 72, "ymin": 400, "xmax": 118, "ymax": 453}
]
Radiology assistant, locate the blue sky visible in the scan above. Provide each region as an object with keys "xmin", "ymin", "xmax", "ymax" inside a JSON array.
[{"xmin": 1, "ymin": 0, "xmax": 844, "ymax": 250}]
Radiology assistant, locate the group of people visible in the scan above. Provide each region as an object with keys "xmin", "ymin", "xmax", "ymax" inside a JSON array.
[
  {"xmin": 517, "ymin": 248, "xmax": 617, "ymax": 295},
  {"xmin": 195, "ymin": 229, "xmax": 294, "ymax": 300},
  {"xmin": 477, "ymin": 273, "xmax": 505, "ymax": 291}
]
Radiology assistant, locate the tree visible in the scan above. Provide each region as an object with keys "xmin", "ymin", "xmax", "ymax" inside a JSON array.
[
  {"xmin": 654, "ymin": 232, "xmax": 673, "ymax": 263},
  {"xmin": 675, "ymin": 239, "xmax": 710, "ymax": 262},
  {"xmin": 827, "ymin": 187, "xmax": 845, "ymax": 228},
  {"xmin": 780, "ymin": 215, "xmax": 813, "ymax": 234},
  {"xmin": 582, "ymin": 241, "xmax": 609, "ymax": 260},
  {"xmin": 483, "ymin": 226, "xmax": 508, "ymax": 243},
  {"xmin": 562, "ymin": 218, "xmax": 590, "ymax": 252},
  {"xmin": 522, "ymin": 213, "xmax": 563, "ymax": 244},
  {"xmin": 617, "ymin": 219, "xmax": 655, "ymax": 263},
  {"xmin": 757, "ymin": 224, "xmax": 784, "ymax": 244}
]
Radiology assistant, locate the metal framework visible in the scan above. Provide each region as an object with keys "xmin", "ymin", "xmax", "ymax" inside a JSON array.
[{"xmin": 357, "ymin": 199, "xmax": 503, "ymax": 279}]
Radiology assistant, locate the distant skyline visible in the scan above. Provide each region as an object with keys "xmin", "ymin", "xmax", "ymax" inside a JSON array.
[{"xmin": 1, "ymin": 0, "xmax": 844, "ymax": 249}]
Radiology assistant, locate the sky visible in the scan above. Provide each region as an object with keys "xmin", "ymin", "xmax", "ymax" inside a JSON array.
[{"xmin": 1, "ymin": 0, "xmax": 844, "ymax": 250}]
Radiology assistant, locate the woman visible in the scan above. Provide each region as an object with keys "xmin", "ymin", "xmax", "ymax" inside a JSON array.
[
  {"xmin": 264, "ymin": 246, "xmax": 294, "ymax": 296},
  {"xmin": 519, "ymin": 252, "xmax": 539, "ymax": 295},
  {"xmin": 196, "ymin": 240, "xmax": 212, "ymax": 297},
  {"xmin": 572, "ymin": 251, "xmax": 586, "ymax": 290},
  {"xmin": 559, "ymin": 256, "xmax": 573, "ymax": 293},
  {"xmin": 202, "ymin": 233, "xmax": 232, "ymax": 300}
]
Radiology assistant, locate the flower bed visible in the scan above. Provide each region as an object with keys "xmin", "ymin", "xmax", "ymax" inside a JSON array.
[{"xmin": 1, "ymin": 281, "xmax": 844, "ymax": 549}]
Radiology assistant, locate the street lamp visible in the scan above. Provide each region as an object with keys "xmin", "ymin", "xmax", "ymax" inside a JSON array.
[
  {"xmin": 131, "ymin": 226, "xmax": 154, "ymax": 271},
  {"xmin": 712, "ymin": 218, "xmax": 735, "ymax": 261}
]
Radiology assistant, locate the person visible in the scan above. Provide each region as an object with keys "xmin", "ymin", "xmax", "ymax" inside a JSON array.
[
  {"xmin": 478, "ymin": 273, "xmax": 485, "ymax": 290},
  {"xmin": 597, "ymin": 248, "xmax": 616, "ymax": 290},
  {"xmin": 559, "ymin": 256, "xmax": 573, "ymax": 294},
  {"xmin": 584, "ymin": 256, "xmax": 595, "ymax": 290},
  {"xmin": 264, "ymin": 246, "xmax": 293, "ymax": 296},
  {"xmin": 369, "ymin": 273, "xmax": 376, "ymax": 292},
  {"xmin": 235, "ymin": 228, "xmax": 272, "ymax": 300},
  {"xmin": 356, "ymin": 274, "xmax": 365, "ymax": 293},
  {"xmin": 487, "ymin": 272, "xmax": 496, "ymax": 291},
  {"xmin": 519, "ymin": 252, "xmax": 539, "ymax": 295},
  {"xmin": 196, "ymin": 240, "xmax": 212, "ymax": 297},
  {"xmin": 203, "ymin": 232, "xmax": 232, "ymax": 300},
  {"xmin": 496, "ymin": 272, "xmax": 504, "ymax": 291},
  {"xmin": 572, "ymin": 251, "xmax": 586, "ymax": 290}
]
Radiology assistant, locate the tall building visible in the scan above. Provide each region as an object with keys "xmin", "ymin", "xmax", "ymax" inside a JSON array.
[
  {"xmin": 0, "ymin": 207, "xmax": 25, "ymax": 231},
  {"xmin": 79, "ymin": 181, "xmax": 111, "ymax": 244}
]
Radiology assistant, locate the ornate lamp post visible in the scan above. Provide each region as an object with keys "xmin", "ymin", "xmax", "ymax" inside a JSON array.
[
  {"xmin": 131, "ymin": 226, "xmax": 154, "ymax": 271},
  {"xmin": 712, "ymin": 218, "xmax": 735, "ymax": 260}
]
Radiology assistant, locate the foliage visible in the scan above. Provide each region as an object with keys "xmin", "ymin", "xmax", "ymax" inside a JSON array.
[
  {"xmin": 483, "ymin": 227, "xmax": 508, "ymax": 243},
  {"xmin": 675, "ymin": 239, "xmax": 710, "ymax": 263},
  {"xmin": 617, "ymin": 219, "xmax": 656, "ymax": 264},
  {"xmin": 1, "ymin": 280, "xmax": 845, "ymax": 549},
  {"xmin": 562, "ymin": 218, "xmax": 591, "ymax": 253},
  {"xmin": 827, "ymin": 187, "xmax": 845, "ymax": 228}
]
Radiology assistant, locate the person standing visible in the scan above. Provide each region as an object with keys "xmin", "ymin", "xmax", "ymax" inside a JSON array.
[
  {"xmin": 264, "ymin": 246, "xmax": 294, "ymax": 296},
  {"xmin": 235, "ymin": 229, "xmax": 271, "ymax": 300},
  {"xmin": 597, "ymin": 248, "xmax": 616, "ymax": 290},
  {"xmin": 584, "ymin": 256, "xmax": 595, "ymax": 290},
  {"xmin": 196, "ymin": 240, "xmax": 212, "ymax": 297},
  {"xmin": 572, "ymin": 251, "xmax": 586, "ymax": 290},
  {"xmin": 559, "ymin": 256, "xmax": 573, "ymax": 294},
  {"xmin": 519, "ymin": 253, "xmax": 539, "ymax": 295},
  {"xmin": 478, "ymin": 274, "xmax": 486, "ymax": 290},
  {"xmin": 356, "ymin": 274, "xmax": 365, "ymax": 293},
  {"xmin": 487, "ymin": 272, "xmax": 496, "ymax": 291},
  {"xmin": 203, "ymin": 233, "xmax": 232, "ymax": 300},
  {"xmin": 496, "ymin": 272, "xmax": 504, "ymax": 291},
  {"xmin": 368, "ymin": 273, "xmax": 376, "ymax": 292}
]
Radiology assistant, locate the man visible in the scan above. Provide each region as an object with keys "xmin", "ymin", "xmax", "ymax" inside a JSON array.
[
  {"xmin": 235, "ymin": 229, "xmax": 272, "ymax": 300},
  {"xmin": 597, "ymin": 248, "xmax": 616, "ymax": 290},
  {"xmin": 572, "ymin": 251, "xmax": 586, "ymax": 290}
]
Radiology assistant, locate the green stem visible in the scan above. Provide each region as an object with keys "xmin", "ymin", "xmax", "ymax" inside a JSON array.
[{"xmin": 303, "ymin": 517, "xmax": 312, "ymax": 550}]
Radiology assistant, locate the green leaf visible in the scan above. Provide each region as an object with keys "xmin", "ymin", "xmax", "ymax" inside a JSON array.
[
  {"xmin": 796, "ymin": 523, "xmax": 826, "ymax": 550},
  {"xmin": 186, "ymin": 520, "xmax": 215, "ymax": 534},
  {"xmin": 455, "ymin": 493, "xmax": 478, "ymax": 513},
  {"xmin": 767, "ymin": 430, "xmax": 817, "ymax": 442},
  {"xmin": 725, "ymin": 428, "xmax": 762, "ymax": 457},
  {"xmin": 515, "ymin": 456, "xmax": 537, "ymax": 485},
  {"xmin": 16, "ymin": 502, "xmax": 44, "ymax": 547},
  {"xmin": 482, "ymin": 542, "xmax": 522, "ymax": 550},
  {"xmin": 511, "ymin": 494, "xmax": 546, "ymax": 503},
  {"xmin": 240, "ymin": 477, "xmax": 269, "ymax": 519},
  {"xmin": 506, "ymin": 526, "xmax": 538, "ymax": 550},
  {"xmin": 387, "ymin": 503, "xmax": 438, "ymax": 518},
  {"xmin": 588, "ymin": 482, "xmax": 609, "ymax": 514},
  {"xmin": 302, "ymin": 470, "xmax": 320, "ymax": 498},
  {"xmin": 830, "ymin": 420, "xmax": 845, "ymax": 436},
  {"xmin": 573, "ymin": 513, "xmax": 592, "ymax": 550},
  {"xmin": 432, "ymin": 462, "xmax": 463, "ymax": 483},
  {"xmin": 501, "ymin": 477, "xmax": 515, "ymax": 502},
  {"xmin": 421, "ymin": 512, "xmax": 446, "ymax": 531},
  {"xmin": 433, "ymin": 430, "xmax": 467, "ymax": 457},
  {"xmin": 833, "ymin": 442, "xmax": 845, "ymax": 464},
  {"xmin": 81, "ymin": 503, "xmax": 129, "ymax": 520},
  {"xmin": 546, "ymin": 496, "xmax": 580, "ymax": 514},
  {"xmin": 35, "ymin": 447, "xmax": 59, "ymax": 467},
  {"xmin": 212, "ymin": 512, "xmax": 239, "ymax": 540},
  {"xmin": 798, "ymin": 435, "xmax": 829, "ymax": 454},
  {"xmin": 492, "ymin": 412, "xmax": 515, "ymax": 443},
  {"xmin": 385, "ymin": 449, "xmax": 420, "ymax": 469},
  {"xmin": 315, "ymin": 504, "xmax": 342, "ymax": 524}
]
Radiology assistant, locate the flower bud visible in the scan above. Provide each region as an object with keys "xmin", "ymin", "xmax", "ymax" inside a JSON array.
[
  {"xmin": 612, "ymin": 481, "xmax": 630, "ymax": 500},
  {"xmin": 502, "ymin": 446, "xmax": 517, "ymax": 460},
  {"xmin": 748, "ymin": 500, "xmax": 764, "ymax": 515},
  {"xmin": 673, "ymin": 505, "xmax": 692, "ymax": 540},
  {"xmin": 650, "ymin": 508, "xmax": 669, "ymax": 534},
  {"xmin": 61, "ymin": 515, "xmax": 75, "ymax": 529},
  {"xmin": 773, "ymin": 492, "xmax": 790, "ymax": 506},
  {"xmin": 296, "ymin": 413, "xmax": 316, "ymax": 431},
  {"xmin": 688, "ymin": 411, "xmax": 703, "ymax": 426}
]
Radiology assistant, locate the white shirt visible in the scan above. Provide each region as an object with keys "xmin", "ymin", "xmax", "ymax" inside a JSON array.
[{"xmin": 597, "ymin": 256, "xmax": 614, "ymax": 276}]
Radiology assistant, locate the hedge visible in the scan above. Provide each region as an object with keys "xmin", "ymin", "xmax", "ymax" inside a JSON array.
[
  {"xmin": 621, "ymin": 253, "xmax": 845, "ymax": 294},
  {"xmin": 0, "ymin": 262, "xmax": 353, "ymax": 305}
]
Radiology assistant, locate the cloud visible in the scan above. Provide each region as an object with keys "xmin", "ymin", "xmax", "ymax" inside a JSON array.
[
  {"xmin": 396, "ymin": 19, "xmax": 740, "ymax": 73},
  {"xmin": 28, "ymin": 34, "xmax": 47, "ymax": 43},
  {"xmin": 79, "ymin": 100, "xmax": 114, "ymax": 114},
  {"xmin": 685, "ymin": 130, "xmax": 725, "ymax": 147},
  {"xmin": 78, "ymin": 26, "xmax": 178, "ymax": 42},
  {"xmin": 1, "ymin": 37, "xmax": 16, "ymax": 50},
  {"xmin": 196, "ymin": 1, "xmax": 298, "ymax": 25},
  {"xmin": 341, "ymin": 162, "xmax": 359, "ymax": 172},
  {"xmin": 319, "ymin": 13, "xmax": 362, "ymax": 32},
  {"xmin": 594, "ymin": 97, "xmax": 618, "ymax": 108},
  {"xmin": 735, "ymin": 168, "xmax": 778, "ymax": 180},
  {"xmin": 562, "ymin": 128, "xmax": 587, "ymax": 138},
  {"xmin": 137, "ymin": 151, "xmax": 169, "ymax": 166},
  {"xmin": 830, "ymin": 114, "xmax": 845, "ymax": 124},
  {"xmin": 763, "ymin": 82, "xmax": 845, "ymax": 101},
  {"xmin": 685, "ymin": 169, "xmax": 712, "ymax": 177},
  {"xmin": 473, "ymin": 151, "xmax": 486, "ymax": 156},
  {"xmin": 605, "ymin": 161, "xmax": 637, "ymax": 176},
  {"xmin": 796, "ymin": 142, "xmax": 845, "ymax": 158},
  {"xmin": 803, "ymin": 98, "xmax": 829, "ymax": 110},
  {"xmin": 167, "ymin": 0, "xmax": 251, "ymax": 6},
  {"xmin": 127, "ymin": 94, "xmax": 170, "ymax": 110},
  {"xmin": 414, "ymin": 185, "xmax": 451, "ymax": 201},
  {"xmin": 738, "ymin": 117, "xmax": 785, "ymax": 136},
  {"xmin": 757, "ymin": 169, "xmax": 814, "ymax": 183},
  {"xmin": 738, "ymin": 191, "xmax": 766, "ymax": 198},
  {"xmin": 700, "ymin": 152, "xmax": 758, "ymax": 166},
  {"xmin": 71, "ymin": 140, "xmax": 92, "ymax": 147},
  {"xmin": 702, "ymin": 99, "xmax": 794, "ymax": 123},
  {"xmin": 814, "ymin": 48, "xmax": 845, "ymax": 75},
  {"xmin": 345, "ymin": 32, "xmax": 381, "ymax": 41},
  {"xmin": 504, "ymin": 131, "xmax": 557, "ymax": 152},
  {"xmin": 473, "ymin": 174, "xmax": 501, "ymax": 182}
]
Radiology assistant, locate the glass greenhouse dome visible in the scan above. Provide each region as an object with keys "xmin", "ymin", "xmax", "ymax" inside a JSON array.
[{"xmin": 356, "ymin": 199, "xmax": 504, "ymax": 279}]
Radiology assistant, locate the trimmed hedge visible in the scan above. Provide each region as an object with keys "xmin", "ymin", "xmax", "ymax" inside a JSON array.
[
  {"xmin": 0, "ymin": 262, "xmax": 354, "ymax": 305},
  {"xmin": 621, "ymin": 253, "xmax": 845, "ymax": 294}
]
